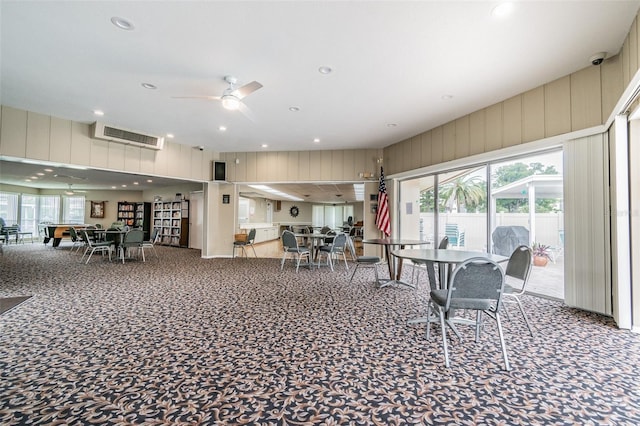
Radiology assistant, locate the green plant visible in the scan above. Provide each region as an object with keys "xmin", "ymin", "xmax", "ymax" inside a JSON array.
[{"xmin": 531, "ymin": 242, "xmax": 551, "ymax": 259}]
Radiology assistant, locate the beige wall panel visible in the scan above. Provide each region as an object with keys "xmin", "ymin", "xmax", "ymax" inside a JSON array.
[
  {"xmin": 168, "ymin": 143, "xmax": 191, "ymax": 178},
  {"xmin": 70, "ymin": 121, "xmax": 91, "ymax": 166},
  {"xmin": 246, "ymin": 152, "xmax": 257, "ymax": 182},
  {"xmin": 25, "ymin": 112, "xmax": 50, "ymax": 161},
  {"xmin": 431, "ymin": 126, "xmax": 443, "ymax": 165},
  {"xmin": 420, "ymin": 131, "xmax": 433, "ymax": 166},
  {"xmin": 409, "ymin": 136, "xmax": 422, "ymax": 170},
  {"xmin": 298, "ymin": 151, "xmax": 310, "ymax": 181},
  {"xmin": 522, "ymin": 87, "xmax": 545, "ymax": 143},
  {"xmin": 571, "ymin": 66, "xmax": 603, "ymax": 130},
  {"xmin": 455, "ymin": 116, "xmax": 470, "ymax": 158},
  {"xmin": 256, "ymin": 152, "xmax": 268, "ymax": 181},
  {"xmin": 331, "ymin": 150, "xmax": 344, "ymax": 181},
  {"xmin": 544, "ymin": 76, "xmax": 571, "ymax": 137},
  {"xmin": 502, "ymin": 95, "xmax": 522, "ymax": 147},
  {"xmin": 342, "ymin": 149, "xmax": 355, "ymax": 180},
  {"xmin": 443, "ymin": 122, "xmax": 456, "ymax": 161},
  {"xmin": 309, "ymin": 151, "xmax": 322, "ymax": 180},
  {"xmin": 320, "ymin": 150, "xmax": 333, "ymax": 180},
  {"xmin": 630, "ymin": 19, "xmax": 638, "ymax": 75},
  {"xmin": 622, "ymin": 35, "xmax": 631, "ymax": 87},
  {"xmin": 382, "ymin": 145, "xmax": 393, "ymax": 174},
  {"xmin": 485, "ymin": 103, "xmax": 503, "ymax": 152},
  {"xmin": 139, "ymin": 148, "xmax": 156, "ymax": 174},
  {"xmin": 353, "ymin": 149, "xmax": 366, "ymax": 179},
  {"xmin": 107, "ymin": 142, "xmax": 126, "ymax": 171},
  {"xmin": 384, "ymin": 143, "xmax": 399, "ymax": 175},
  {"xmin": 236, "ymin": 152, "xmax": 248, "ymax": 182},
  {"xmin": 90, "ymin": 139, "xmax": 109, "ymax": 168},
  {"xmin": 124, "ymin": 145, "xmax": 141, "ymax": 173},
  {"xmin": 190, "ymin": 148, "xmax": 203, "ymax": 180},
  {"xmin": 164, "ymin": 143, "xmax": 181, "ymax": 177},
  {"xmin": 274, "ymin": 152, "xmax": 288, "ymax": 181},
  {"xmin": 0, "ymin": 107, "xmax": 27, "ymax": 158},
  {"xmin": 602, "ymin": 55, "xmax": 624, "ymax": 121},
  {"xmin": 469, "ymin": 110, "xmax": 486, "ymax": 156},
  {"xmin": 152, "ymin": 140, "xmax": 169, "ymax": 176},
  {"xmin": 49, "ymin": 117, "xmax": 71, "ymax": 164},
  {"xmin": 287, "ymin": 151, "xmax": 299, "ymax": 181}
]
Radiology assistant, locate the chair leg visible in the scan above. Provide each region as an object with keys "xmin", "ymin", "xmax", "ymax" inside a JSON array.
[
  {"xmin": 438, "ymin": 307, "xmax": 450, "ymax": 368},
  {"xmin": 349, "ymin": 264, "xmax": 360, "ymax": 282},
  {"xmin": 495, "ymin": 312, "xmax": 511, "ymax": 371},
  {"xmin": 250, "ymin": 244, "xmax": 257, "ymax": 258},
  {"xmin": 280, "ymin": 253, "xmax": 288, "ymax": 270},
  {"xmin": 514, "ymin": 296, "xmax": 534, "ymax": 337}
]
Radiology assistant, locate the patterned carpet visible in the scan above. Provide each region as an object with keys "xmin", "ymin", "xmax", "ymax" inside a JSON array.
[{"xmin": 1, "ymin": 243, "xmax": 639, "ymax": 425}]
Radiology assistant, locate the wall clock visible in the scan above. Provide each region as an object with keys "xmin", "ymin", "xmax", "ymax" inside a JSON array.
[{"xmin": 289, "ymin": 205, "xmax": 299, "ymax": 218}]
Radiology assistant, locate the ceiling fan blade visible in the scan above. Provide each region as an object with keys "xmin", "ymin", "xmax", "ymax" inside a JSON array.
[
  {"xmin": 233, "ymin": 81, "xmax": 263, "ymax": 99},
  {"xmin": 172, "ymin": 95, "xmax": 221, "ymax": 100},
  {"xmin": 238, "ymin": 102, "xmax": 256, "ymax": 122}
]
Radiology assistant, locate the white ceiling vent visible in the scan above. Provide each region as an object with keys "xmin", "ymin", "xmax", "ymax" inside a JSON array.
[{"xmin": 90, "ymin": 122, "xmax": 164, "ymax": 150}]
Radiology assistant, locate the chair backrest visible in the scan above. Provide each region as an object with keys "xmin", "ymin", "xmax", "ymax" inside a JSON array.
[
  {"xmin": 79, "ymin": 230, "xmax": 93, "ymax": 246},
  {"xmin": 95, "ymin": 223, "xmax": 103, "ymax": 229},
  {"xmin": 122, "ymin": 229, "xmax": 144, "ymax": 246},
  {"xmin": 150, "ymin": 227, "xmax": 160, "ymax": 242},
  {"xmin": 438, "ymin": 236, "xmax": 449, "ymax": 249},
  {"xmin": 505, "ymin": 245, "xmax": 533, "ymax": 283},
  {"xmin": 331, "ymin": 233, "xmax": 347, "ymax": 251},
  {"xmin": 446, "ymin": 257, "xmax": 505, "ymax": 312},
  {"xmin": 247, "ymin": 228, "xmax": 256, "ymax": 243},
  {"xmin": 320, "ymin": 226, "xmax": 331, "ymax": 234},
  {"xmin": 0, "ymin": 217, "xmax": 5, "ymax": 228},
  {"xmin": 69, "ymin": 226, "xmax": 79, "ymax": 242},
  {"xmin": 281, "ymin": 230, "xmax": 298, "ymax": 250}
]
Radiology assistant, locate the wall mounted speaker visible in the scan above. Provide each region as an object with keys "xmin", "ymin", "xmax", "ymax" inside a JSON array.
[{"xmin": 214, "ymin": 161, "xmax": 226, "ymax": 181}]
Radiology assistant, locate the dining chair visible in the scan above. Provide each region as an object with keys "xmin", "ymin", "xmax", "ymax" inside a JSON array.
[
  {"xmin": 233, "ymin": 228, "xmax": 257, "ymax": 258},
  {"xmin": 119, "ymin": 229, "xmax": 145, "ymax": 263},
  {"xmin": 502, "ymin": 245, "xmax": 534, "ymax": 336},
  {"xmin": 141, "ymin": 227, "xmax": 160, "ymax": 259},
  {"xmin": 280, "ymin": 230, "xmax": 311, "ymax": 273},
  {"xmin": 68, "ymin": 227, "xmax": 85, "ymax": 254},
  {"xmin": 425, "ymin": 257, "xmax": 510, "ymax": 370},
  {"xmin": 349, "ymin": 255, "xmax": 381, "ymax": 284},
  {"xmin": 79, "ymin": 230, "xmax": 114, "ymax": 264},
  {"xmin": 317, "ymin": 232, "xmax": 349, "ymax": 271},
  {"xmin": 412, "ymin": 236, "xmax": 449, "ymax": 285}
]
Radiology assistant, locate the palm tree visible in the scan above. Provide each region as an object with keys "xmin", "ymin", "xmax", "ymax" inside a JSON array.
[{"xmin": 439, "ymin": 176, "xmax": 485, "ymax": 212}]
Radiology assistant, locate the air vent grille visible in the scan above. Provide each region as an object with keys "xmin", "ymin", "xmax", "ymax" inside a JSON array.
[{"xmin": 103, "ymin": 126, "xmax": 159, "ymax": 146}]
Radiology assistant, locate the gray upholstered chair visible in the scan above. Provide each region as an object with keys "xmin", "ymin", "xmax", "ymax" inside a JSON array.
[
  {"xmin": 79, "ymin": 230, "xmax": 114, "ymax": 264},
  {"xmin": 119, "ymin": 229, "xmax": 145, "ymax": 263},
  {"xmin": 142, "ymin": 227, "xmax": 160, "ymax": 259},
  {"xmin": 280, "ymin": 230, "xmax": 310, "ymax": 273},
  {"xmin": 413, "ymin": 236, "xmax": 449, "ymax": 285},
  {"xmin": 68, "ymin": 227, "xmax": 85, "ymax": 254},
  {"xmin": 349, "ymin": 255, "xmax": 381, "ymax": 284},
  {"xmin": 317, "ymin": 232, "xmax": 348, "ymax": 271},
  {"xmin": 502, "ymin": 245, "xmax": 534, "ymax": 336},
  {"xmin": 233, "ymin": 228, "xmax": 257, "ymax": 258},
  {"xmin": 426, "ymin": 257, "xmax": 510, "ymax": 370}
]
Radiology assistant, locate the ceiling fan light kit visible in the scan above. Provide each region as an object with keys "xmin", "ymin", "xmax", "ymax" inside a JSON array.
[{"xmin": 221, "ymin": 95, "xmax": 241, "ymax": 110}]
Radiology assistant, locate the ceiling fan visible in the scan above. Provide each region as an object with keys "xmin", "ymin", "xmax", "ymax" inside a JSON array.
[
  {"xmin": 173, "ymin": 75, "xmax": 263, "ymax": 119},
  {"xmin": 64, "ymin": 184, "xmax": 86, "ymax": 195}
]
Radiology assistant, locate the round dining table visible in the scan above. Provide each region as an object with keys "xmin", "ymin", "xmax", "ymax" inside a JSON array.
[{"xmin": 362, "ymin": 238, "xmax": 430, "ymax": 288}]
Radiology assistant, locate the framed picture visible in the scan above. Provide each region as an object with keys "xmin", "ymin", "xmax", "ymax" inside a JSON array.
[
  {"xmin": 370, "ymin": 194, "xmax": 378, "ymax": 201},
  {"xmin": 90, "ymin": 201, "xmax": 105, "ymax": 218},
  {"xmin": 222, "ymin": 194, "xmax": 230, "ymax": 204}
]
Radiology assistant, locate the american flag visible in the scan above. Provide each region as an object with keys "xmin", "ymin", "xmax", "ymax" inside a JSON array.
[{"xmin": 375, "ymin": 167, "xmax": 391, "ymax": 237}]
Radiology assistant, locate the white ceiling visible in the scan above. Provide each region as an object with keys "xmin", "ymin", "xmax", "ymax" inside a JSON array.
[{"xmin": 1, "ymin": 1, "xmax": 639, "ymax": 200}]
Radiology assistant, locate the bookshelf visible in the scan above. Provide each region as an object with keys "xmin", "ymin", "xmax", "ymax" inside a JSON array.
[
  {"xmin": 153, "ymin": 200, "xmax": 189, "ymax": 247},
  {"xmin": 117, "ymin": 202, "xmax": 151, "ymax": 240}
]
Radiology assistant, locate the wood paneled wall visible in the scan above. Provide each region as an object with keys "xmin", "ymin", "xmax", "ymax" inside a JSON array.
[
  {"xmin": 220, "ymin": 149, "xmax": 383, "ymax": 183},
  {"xmin": 0, "ymin": 106, "xmax": 216, "ymax": 182}
]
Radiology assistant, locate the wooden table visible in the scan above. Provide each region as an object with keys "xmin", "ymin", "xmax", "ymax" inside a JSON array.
[{"xmin": 362, "ymin": 238, "xmax": 430, "ymax": 288}]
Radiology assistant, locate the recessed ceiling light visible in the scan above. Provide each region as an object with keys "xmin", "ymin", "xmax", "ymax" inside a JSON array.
[
  {"xmin": 133, "ymin": 182, "xmax": 139, "ymax": 185},
  {"xmin": 141, "ymin": 83, "xmax": 157, "ymax": 89},
  {"xmin": 313, "ymin": 138, "xmax": 320, "ymax": 143},
  {"xmin": 318, "ymin": 66, "xmax": 333, "ymax": 74},
  {"xmin": 387, "ymin": 123, "xmax": 397, "ymax": 128},
  {"xmin": 289, "ymin": 106, "xmax": 300, "ymax": 112},
  {"xmin": 25, "ymin": 179, "xmax": 32, "ymax": 182},
  {"xmin": 261, "ymin": 144, "xmax": 268, "ymax": 148},
  {"xmin": 111, "ymin": 186, "xmax": 117, "ymax": 189},
  {"xmin": 93, "ymin": 110, "xmax": 104, "ymax": 116},
  {"xmin": 36, "ymin": 172, "xmax": 44, "ymax": 176},
  {"xmin": 218, "ymin": 126, "xmax": 227, "ymax": 131},
  {"xmin": 166, "ymin": 133, "xmax": 174, "ymax": 138},
  {"xmin": 146, "ymin": 179, "xmax": 153, "ymax": 183},
  {"xmin": 44, "ymin": 169, "xmax": 53, "ymax": 172},
  {"xmin": 30, "ymin": 176, "xmax": 37, "ymax": 179},
  {"xmin": 121, "ymin": 184, "xmax": 127, "ymax": 187},
  {"xmin": 111, "ymin": 16, "xmax": 134, "ymax": 30},
  {"xmin": 441, "ymin": 94, "xmax": 453, "ymax": 100},
  {"xmin": 491, "ymin": 2, "xmax": 513, "ymax": 18}
]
